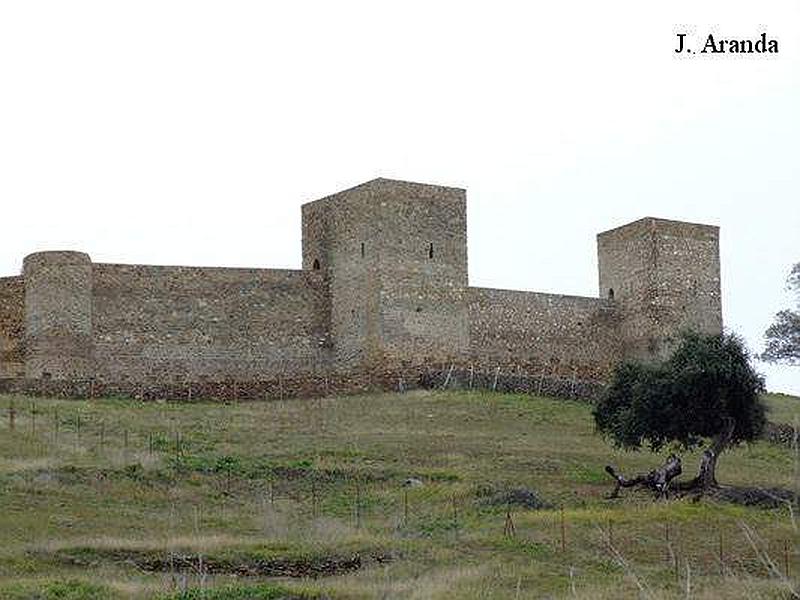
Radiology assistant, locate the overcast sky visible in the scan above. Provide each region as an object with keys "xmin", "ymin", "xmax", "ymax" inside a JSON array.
[{"xmin": 1, "ymin": 2, "xmax": 797, "ymax": 393}]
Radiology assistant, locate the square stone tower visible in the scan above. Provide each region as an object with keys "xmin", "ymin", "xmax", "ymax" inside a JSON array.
[
  {"xmin": 597, "ymin": 217, "xmax": 722, "ymax": 362},
  {"xmin": 302, "ymin": 178, "xmax": 469, "ymax": 372},
  {"xmin": 23, "ymin": 251, "xmax": 94, "ymax": 379}
]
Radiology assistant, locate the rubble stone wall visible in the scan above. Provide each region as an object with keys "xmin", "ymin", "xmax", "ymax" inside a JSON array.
[
  {"xmin": 24, "ymin": 252, "xmax": 93, "ymax": 380},
  {"xmin": 467, "ymin": 287, "xmax": 621, "ymax": 382},
  {"xmin": 0, "ymin": 276, "xmax": 25, "ymax": 378},
  {"xmin": 597, "ymin": 218, "xmax": 722, "ymax": 361},
  {"xmin": 91, "ymin": 263, "xmax": 329, "ymax": 383},
  {"xmin": 302, "ymin": 179, "xmax": 469, "ymax": 371},
  {"xmin": 0, "ymin": 180, "xmax": 723, "ymax": 401}
]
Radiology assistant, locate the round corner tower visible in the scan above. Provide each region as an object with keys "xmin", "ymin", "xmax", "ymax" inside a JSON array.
[{"xmin": 23, "ymin": 251, "xmax": 93, "ymax": 379}]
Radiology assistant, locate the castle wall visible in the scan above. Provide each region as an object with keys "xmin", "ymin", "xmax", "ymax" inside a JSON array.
[
  {"xmin": 3, "ymin": 180, "xmax": 723, "ymax": 399},
  {"xmin": 0, "ymin": 276, "xmax": 25, "ymax": 378},
  {"xmin": 91, "ymin": 264, "xmax": 328, "ymax": 383},
  {"xmin": 467, "ymin": 287, "xmax": 621, "ymax": 382}
]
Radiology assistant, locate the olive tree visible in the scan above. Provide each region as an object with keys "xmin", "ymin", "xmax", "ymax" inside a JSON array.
[
  {"xmin": 594, "ymin": 331, "xmax": 766, "ymax": 496},
  {"xmin": 762, "ymin": 262, "xmax": 800, "ymax": 365}
]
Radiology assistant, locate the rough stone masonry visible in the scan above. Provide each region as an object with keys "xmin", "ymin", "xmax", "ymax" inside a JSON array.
[{"xmin": 0, "ymin": 178, "xmax": 721, "ymax": 400}]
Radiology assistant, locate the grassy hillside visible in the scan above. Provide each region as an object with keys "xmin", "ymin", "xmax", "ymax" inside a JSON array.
[
  {"xmin": 0, "ymin": 390, "xmax": 798, "ymax": 599},
  {"xmin": 764, "ymin": 393, "xmax": 800, "ymax": 426}
]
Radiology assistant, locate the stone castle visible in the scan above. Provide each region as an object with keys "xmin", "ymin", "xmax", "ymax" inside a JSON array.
[{"xmin": 0, "ymin": 178, "xmax": 722, "ymax": 399}]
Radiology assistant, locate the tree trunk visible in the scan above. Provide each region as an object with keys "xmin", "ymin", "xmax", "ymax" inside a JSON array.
[
  {"xmin": 692, "ymin": 416, "xmax": 736, "ymax": 491},
  {"xmin": 605, "ymin": 454, "xmax": 683, "ymax": 498},
  {"xmin": 605, "ymin": 418, "xmax": 738, "ymax": 499}
]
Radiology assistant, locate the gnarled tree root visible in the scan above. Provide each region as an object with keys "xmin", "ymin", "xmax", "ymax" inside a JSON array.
[
  {"xmin": 605, "ymin": 450, "xmax": 797, "ymax": 507},
  {"xmin": 605, "ymin": 454, "xmax": 683, "ymax": 499},
  {"xmin": 606, "ymin": 418, "xmax": 740, "ymax": 500}
]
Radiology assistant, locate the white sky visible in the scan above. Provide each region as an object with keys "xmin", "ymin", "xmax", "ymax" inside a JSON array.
[{"xmin": 1, "ymin": 1, "xmax": 798, "ymax": 394}]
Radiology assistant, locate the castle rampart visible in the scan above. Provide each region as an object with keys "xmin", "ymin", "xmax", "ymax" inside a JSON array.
[
  {"xmin": 90, "ymin": 264, "xmax": 328, "ymax": 383},
  {"xmin": 0, "ymin": 178, "xmax": 722, "ymax": 400},
  {"xmin": 467, "ymin": 288, "xmax": 620, "ymax": 382},
  {"xmin": 0, "ymin": 276, "xmax": 24, "ymax": 378}
]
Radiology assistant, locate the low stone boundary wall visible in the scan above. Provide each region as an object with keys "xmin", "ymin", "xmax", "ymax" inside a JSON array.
[
  {"xmin": 0, "ymin": 364, "xmax": 604, "ymax": 403},
  {"xmin": 763, "ymin": 421, "xmax": 798, "ymax": 447},
  {"xmin": 420, "ymin": 367, "xmax": 602, "ymax": 401}
]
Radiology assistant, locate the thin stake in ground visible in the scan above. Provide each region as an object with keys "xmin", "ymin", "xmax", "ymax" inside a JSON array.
[
  {"xmin": 354, "ymin": 479, "xmax": 362, "ymax": 529},
  {"xmin": 504, "ymin": 510, "xmax": 516, "ymax": 538},
  {"xmin": 452, "ymin": 494, "xmax": 459, "ymax": 537},
  {"xmin": 311, "ymin": 477, "xmax": 318, "ymax": 518},
  {"xmin": 785, "ymin": 539, "xmax": 791, "ymax": 579}
]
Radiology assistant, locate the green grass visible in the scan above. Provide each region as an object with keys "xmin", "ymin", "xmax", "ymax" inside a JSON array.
[
  {"xmin": 158, "ymin": 584, "xmax": 321, "ymax": 599},
  {"xmin": 1, "ymin": 579, "xmax": 117, "ymax": 600},
  {"xmin": 0, "ymin": 390, "xmax": 799, "ymax": 598},
  {"xmin": 764, "ymin": 392, "xmax": 800, "ymax": 426}
]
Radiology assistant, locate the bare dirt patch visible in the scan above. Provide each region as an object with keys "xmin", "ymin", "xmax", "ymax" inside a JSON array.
[{"xmin": 39, "ymin": 546, "xmax": 396, "ymax": 578}]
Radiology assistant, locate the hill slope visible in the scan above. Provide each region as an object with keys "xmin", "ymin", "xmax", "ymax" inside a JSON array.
[{"xmin": 0, "ymin": 390, "xmax": 798, "ymax": 599}]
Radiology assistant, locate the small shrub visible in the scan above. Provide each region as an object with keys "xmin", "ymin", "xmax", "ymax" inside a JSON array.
[
  {"xmin": 2, "ymin": 579, "xmax": 113, "ymax": 600},
  {"xmin": 159, "ymin": 582, "xmax": 321, "ymax": 600}
]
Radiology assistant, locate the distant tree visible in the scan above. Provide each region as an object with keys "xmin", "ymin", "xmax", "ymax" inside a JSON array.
[
  {"xmin": 762, "ymin": 262, "xmax": 800, "ymax": 366},
  {"xmin": 594, "ymin": 331, "xmax": 766, "ymax": 495}
]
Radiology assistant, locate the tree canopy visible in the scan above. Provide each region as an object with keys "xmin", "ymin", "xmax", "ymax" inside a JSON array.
[
  {"xmin": 762, "ymin": 262, "xmax": 800, "ymax": 365},
  {"xmin": 594, "ymin": 331, "xmax": 766, "ymax": 454}
]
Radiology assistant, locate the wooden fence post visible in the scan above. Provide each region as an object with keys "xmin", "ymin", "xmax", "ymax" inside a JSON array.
[
  {"xmin": 504, "ymin": 510, "xmax": 516, "ymax": 538},
  {"xmin": 354, "ymin": 479, "xmax": 362, "ymax": 529},
  {"xmin": 785, "ymin": 540, "xmax": 791, "ymax": 578},
  {"xmin": 442, "ymin": 365, "xmax": 454, "ymax": 390}
]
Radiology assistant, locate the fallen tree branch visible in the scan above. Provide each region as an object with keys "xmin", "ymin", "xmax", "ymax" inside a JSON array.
[{"xmin": 605, "ymin": 454, "xmax": 682, "ymax": 499}]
